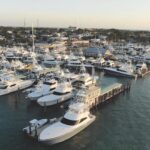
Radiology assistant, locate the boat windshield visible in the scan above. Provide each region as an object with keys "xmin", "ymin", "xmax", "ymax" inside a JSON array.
[
  {"xmin": 53, "ymin": 91, "xmax": 70, "ymax": 96},
  {"xmin": 61, "ymin": 117, "xmax": 78, "ymax": 125},
  {"xmin": 61, "ymin": 117, "xmax": 87, "ymax": 125},
  {"xmin": 43, "ymin": 81, "xmax": 56, "ymax": 86},
  {"xmin": 0, "ymin": 85, "xmax": 7, "ymax": 89}
]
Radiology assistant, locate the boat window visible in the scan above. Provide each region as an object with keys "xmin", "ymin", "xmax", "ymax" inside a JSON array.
[
  {"xmin": 10, "ymin": 84, "xmax": 16, "ymax": 87},
  {"xmin": 50, "ymin": 88, "xmax": 55, "ymax": 91},
  {"xmin": 53, "ymin": 91, "xmax": 70, "ymax": 96},
  {"xmin": 43, "ymin": 82, "xmax": 56, "ymax": 85},
  {"xmin": 0, "ymin": 85, "xmax": 7, "ymax": 89},
  {"xmin": 61, "ymin": 117, "xmax": 78, "ymax": 125},
  {"xmin": 79, "ymin": 117, "xmax": 87, "ymax": 123},
  {"xmin": 47, "ymin": 59, "xmax": 55, "ymax": 61},
  {"xmin": 86, "ymin": 79, "xmax": 92, "ymax": 82}
]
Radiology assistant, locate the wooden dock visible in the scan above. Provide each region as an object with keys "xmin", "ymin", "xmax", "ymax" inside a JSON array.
[{"xmin": 86, "ymin": 82, "xmax": 131, "ymax": 109}]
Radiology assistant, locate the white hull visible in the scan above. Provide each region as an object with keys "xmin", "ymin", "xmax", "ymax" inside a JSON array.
[
  {"xmin": 28, "ymin": 90, "xmax": 54, "ymax": 101},
  {"xmin": 37, "ymin": 93, "xmax": 73, "ymax": 106},
  {"xmin": 39, "ymin": 115, "xmax": 95, "ymax": 145}
]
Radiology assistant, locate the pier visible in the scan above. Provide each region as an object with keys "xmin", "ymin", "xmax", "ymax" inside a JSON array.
[
  {"xmin": 98, "ymin": 83, "xmax": 130, "ymax": 103},
  {"xmin": 82, "ymin": 82, "xmax": 131, "ymax": 109}
]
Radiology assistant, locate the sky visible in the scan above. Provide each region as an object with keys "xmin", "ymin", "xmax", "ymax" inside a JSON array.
[{"xmin": 0, "ymin": 0, "xmax": 150, "ymax": 30}]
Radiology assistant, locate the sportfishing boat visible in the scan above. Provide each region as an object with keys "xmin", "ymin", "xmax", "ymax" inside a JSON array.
[
  {"xmin": 72, "ymin": 65, "xmax": 96, "ymax": 86},
  {"xmin": 27, "ymin": 79, "xmax": 58, "ymax": 101},
  {"xmin": 77, "ymin": 73, "xmax": 96, "ymax": 86},
  {"xmin": 63, "ymin": 69, "xmax": 80, "ymax": 82},
  {"xmin": 67, "ymin": 53, "xmax": 81, "ymax": 66},
  {"xmin": 43, "ymin": 55, "xmax": 62, "ymax": 66},
  {"xmin": 0, "ymin": 73, "xmax": 35, "ymax": 96},
  {"xmin": 104, "ymin": 62, "xmax": 135, "ymax": 78},
  {"xmin": 38, "ymin": 102, "xmax": 95, "ymax": 145},
  {"xmin": 37, "ymin": 81, "xmax": 73, "ymax": 106},
  {"xmin": 23, "ymin": 56, "xmax": 34, "ymax": 64}
]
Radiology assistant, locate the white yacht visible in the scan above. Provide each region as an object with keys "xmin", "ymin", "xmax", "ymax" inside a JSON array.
[
  {"xmin": 67, "ymin": 53, "xmax": 81, "ymax": 66},
  {"xmin": 5, "ymin": 51, "xmax": 15, "ymax": 60},
  {"xmin": 63, "ymin": 69, "xmax": 80, "ymax": 82},
  {"xmin": 104, "ymin": 62, "xmax": 135, "ymax": 78},
  {"xmin": 73, "ymin": 65, "xmax": 96, "ymax": 86},
  {"xmin": 0, "ymin": 55, "xmax": 11, "ymax": 69},
  {"xmin": 43, "ymin": 55, "xmax": 61, "ymax": 66},
  {"xmin": 37, "ymin": 81, "xmax": 73, "ymax": 106},
  {"xmin": 38, "ymin": 102, "xmax": 95, "ymax": 145},
  {"xmin": 27, "ymin": 79, "xmax": 58, "ymax": 101},
  {"xmin": 23, "ymin": 56, "xmax": 34, "ymax": 64},
  {"xmin": 10, "ymin": 60, "xmax": 24, "ymax": 69},
  {"xmin": 31, "ymin": 57, "xmax": 43, "ymax": 73},
  {"xmin": 77, "ymin": 73, "xmax": 96, "ymax": 86},
  {"xmin": 0, "ymin": 73, "xmax": 35, "ymax": 96}
]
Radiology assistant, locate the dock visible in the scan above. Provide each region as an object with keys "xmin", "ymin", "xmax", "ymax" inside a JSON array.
[
  {"xmin": 82, "ymin": 82, "xmax": 131, "ymax": 109},
  {"xmin": 98, "ymin": 83, "xmax": 130, "ymax": 103}
]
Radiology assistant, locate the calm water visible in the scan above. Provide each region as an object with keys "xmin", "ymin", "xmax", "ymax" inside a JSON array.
[{"xmin": 0, "ymin": 74, "xmax": 150, "ymax": 150}]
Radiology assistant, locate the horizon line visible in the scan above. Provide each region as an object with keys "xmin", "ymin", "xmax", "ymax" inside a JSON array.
[{"xmin": 0, "ymin": 24, "xmax": 150, "ymax": 32}]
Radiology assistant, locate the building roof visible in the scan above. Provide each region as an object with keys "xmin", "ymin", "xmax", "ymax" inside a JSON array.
[{"xmin": 84, "ymin": 47, "xmax": 106, "ymax": 56}]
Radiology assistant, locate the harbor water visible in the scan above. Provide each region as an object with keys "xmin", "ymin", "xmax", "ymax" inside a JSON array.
[{"xmin": 0, "ymin": 74, "xmax": 150, "ymax": 150}]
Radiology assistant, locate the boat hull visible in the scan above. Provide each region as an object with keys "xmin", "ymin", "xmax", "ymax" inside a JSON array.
[
  {"xmin": 37, "ymin": 93, "xmax": 73, "ymax": 106},
  {"xmin": 104, "ymin": 68, "xmax": 135, "ymax": 78}
]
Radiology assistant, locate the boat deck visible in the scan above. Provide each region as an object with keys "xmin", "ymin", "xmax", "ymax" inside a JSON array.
[{"xmin": 24, "ymin": 118, "xmax": 62, "ymax": 139}]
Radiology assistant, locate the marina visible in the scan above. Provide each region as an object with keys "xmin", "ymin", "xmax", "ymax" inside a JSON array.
[
  {"xmin": 1, "ymin": 0, "xmax": 150, "ymax": 149},
  {"xmin": 0, "ymin": 23, "xmax": 150, "ymax": 149}
]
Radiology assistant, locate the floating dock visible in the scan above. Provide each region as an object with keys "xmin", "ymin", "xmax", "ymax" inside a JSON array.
[{"xmin": 99, "ymin": 83, "xmax": 130, "ymax": 103}]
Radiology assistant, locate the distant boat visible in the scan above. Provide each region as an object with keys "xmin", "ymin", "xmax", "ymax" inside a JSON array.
[
  {"xmin": 104, "ymin": 63, "xmax": 135, "ymax": 78},
  {"xmin": 0, "ymin": 73, "xmax": 35, "ymax": 96}
]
